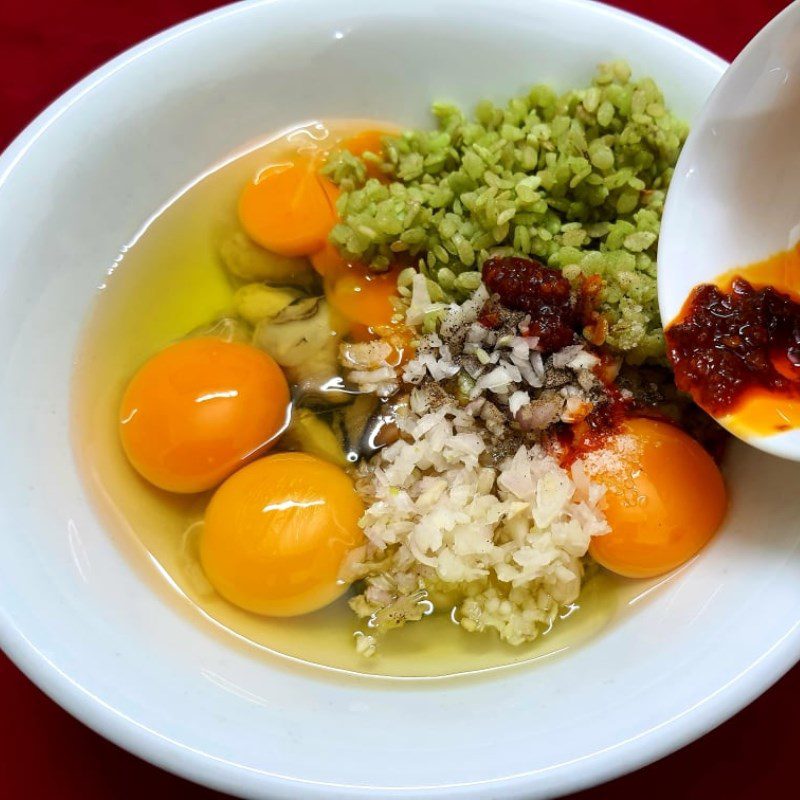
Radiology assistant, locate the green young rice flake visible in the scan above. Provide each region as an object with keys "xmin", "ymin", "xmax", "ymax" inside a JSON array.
[{"xmin": 322, "ymin": 61, "xmax": 689, "ymax": 362}]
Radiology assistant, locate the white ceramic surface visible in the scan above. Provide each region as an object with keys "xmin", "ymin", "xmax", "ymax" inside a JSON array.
[
  {"xmin": 1, "ymin": 1, "xmax": 798, "ymax": 799},
  {"xmin": 659, "ymin": 0, "xmax": 800, "ymax": 461}
]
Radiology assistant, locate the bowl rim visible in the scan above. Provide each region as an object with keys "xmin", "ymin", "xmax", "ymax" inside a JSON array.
[{"xmin": 5, "ymin": 2, "xmax": 795, "ymax": 800}]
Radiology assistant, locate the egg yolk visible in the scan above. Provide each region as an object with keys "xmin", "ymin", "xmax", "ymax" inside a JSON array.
[
  {"xmin": 119, "ymin": 338, "xmax": 290, "ymax": 493},
  {"xmin": 339, "ymin": 129, "xmax": 386, "ymax": 158},
  {"xmin": 310, "ymin": 239, "xmax": 345, "ymax": 277},
  {"xmin": 315, "ymin": 243, "xmax": 400, "ymax": 329},
  {"xmin": 238, "ymin": 154, "xmax": 339, "ymax": 257},
  {"xmin": 327, "ymin": 262, "xmax": 401, "ymax": 329},
  {"xmin": 588, "ymin": 417, "xmax": 727, "ymax": 579},
  {"xmin": 200, "ymin": 452, "xmax": 365, "ymax": 616},
  {"xmin": 337, "ymin": 129, "xmax": 387, "ymax": 179},
  {"xmin": 254, "ymin": 129, "xmax": 396, "ymax": 328}
]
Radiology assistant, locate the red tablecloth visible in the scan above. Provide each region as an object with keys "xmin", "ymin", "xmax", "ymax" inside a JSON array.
[{"xmin": 1, "ymin": 1, "xmax": 797, "ymax": 797}]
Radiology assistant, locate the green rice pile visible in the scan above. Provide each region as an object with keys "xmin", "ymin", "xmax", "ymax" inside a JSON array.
[{"xmin": 323, "ymin": 62, "xmax": 688, "ymax": 362}]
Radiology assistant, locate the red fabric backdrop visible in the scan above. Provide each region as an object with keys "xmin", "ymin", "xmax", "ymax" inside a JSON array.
[{"xmin": 1, "ymin": 1, "xmax": 797, "ymax": 797}]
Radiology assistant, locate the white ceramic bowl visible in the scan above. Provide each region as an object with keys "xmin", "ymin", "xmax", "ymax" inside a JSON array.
[
  {"xmin": 659, "ymin": 0, "xmax": 800, "ymax": 461},
  {"xmin": 1, "ymin": 1, "xmax": 799, "ymax": 798}
]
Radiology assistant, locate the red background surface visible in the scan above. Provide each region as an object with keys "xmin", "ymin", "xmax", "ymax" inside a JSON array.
[{"xmin": 1, "ymin": 1, "xmax": 797, "ymax": 797}]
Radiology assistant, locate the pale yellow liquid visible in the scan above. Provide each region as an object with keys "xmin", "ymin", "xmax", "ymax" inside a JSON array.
[{"xmin": 73, "ymin": 122, "xmax": 661, "ymax": 679}]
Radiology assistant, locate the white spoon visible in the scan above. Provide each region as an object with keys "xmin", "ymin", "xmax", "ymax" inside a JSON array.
[{"xmin": 658, "ymin": 0, "xmax": 800, "ymax": 460}]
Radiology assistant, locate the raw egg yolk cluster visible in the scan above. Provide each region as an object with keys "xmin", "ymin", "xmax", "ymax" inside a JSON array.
[
  {"xmin": 588, "ymin": 417, "xmax": 727, "ymax": 579},
  {"xmin": 120, "ymin": 131, "xmax": 400, "ymax": 620},
  {"xmin": 119, "ymin": 338, "xmax": 365, "ymax": 617},
  {"xmin": 238, "ymin": 131, "xmax": 400, "ymax": 335}
]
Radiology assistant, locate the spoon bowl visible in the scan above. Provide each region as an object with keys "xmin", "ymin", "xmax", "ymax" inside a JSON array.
[{"xmin": 659, "ymin": 0, "xmax": 800, "ymax": 460}]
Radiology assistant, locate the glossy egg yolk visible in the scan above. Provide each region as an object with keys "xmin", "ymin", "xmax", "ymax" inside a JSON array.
[
  {"xmin": 588, "ymin": 417, "xmax": 727, "ymax": 578},
  {"xmin": 119, "ymin": 337, "xmax": 290, "ymax": 493},
  {"xmin": 327, "ymin": 262, "xmax": 401, "ymax": 329},
  {"xmin": 200, "ymin": 452, "xmax": 365, "ymax": 616},
  {"xmin": 337, "ymin": 129, "xmax": 387, "ymax": 179},
  {"xmin": 309, "ymin": 239, "xmax": 345, "ymax": 277},
  {"xmin": 238, "ymin": 154, "xmax": 339, "ymax": 257},
  {"xmin": 313, "ymin": 243, "xmax": 400, "ymax": 329}
]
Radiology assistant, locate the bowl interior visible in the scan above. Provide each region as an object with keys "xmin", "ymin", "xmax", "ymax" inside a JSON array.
[{"xmin": 1, "ymin": 1, "xmax": 798, "ymax": 799}]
